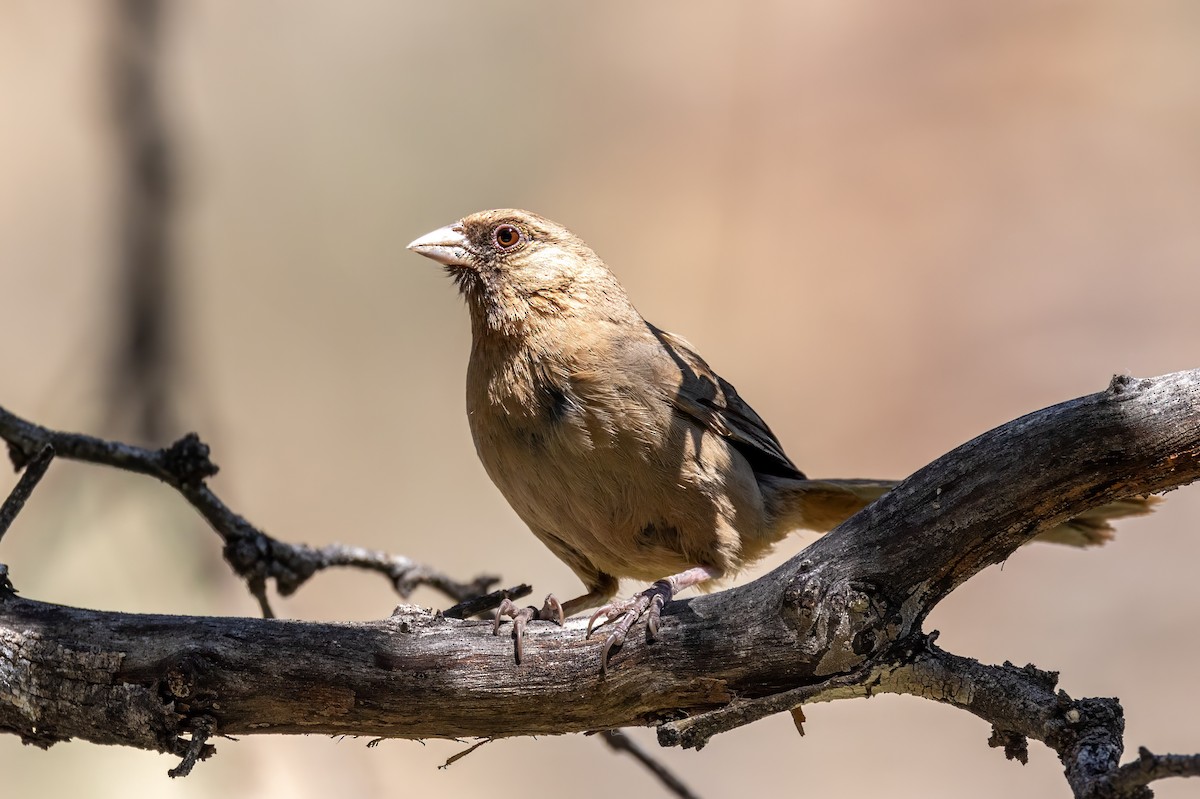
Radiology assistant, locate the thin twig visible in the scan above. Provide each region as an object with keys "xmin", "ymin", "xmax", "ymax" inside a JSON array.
[
  {"xmin": 1109, "ymin": 747, "xmax": 1200, "ymax": 796},
  {"xmin": 306, "ymin": 543, "xmax": 501, "ymax": 602},
  {"xmin": 600, "ymin": 730, "xmax": 701, "ymax": 799},
  {"xmin": 0, "ymin": 444, "xmax": 54, "ymax": 544},
  {"xmin": 167, "ymin": 715, "xmax": 216, "ymax": 778},
  {"xmin": 438, "ymin": 738, "xmax": 493, "ymax": 769},
  {"xmin": 0, "ymin": 405, "xmax": 499, "ymax": 610},
  {"xmin": 657, "ymin": 666, "xmax": 872, "ymax": 750},
  {"xmin": 442, "ymin": 583, "xmax": 533, "ymax": 618}
]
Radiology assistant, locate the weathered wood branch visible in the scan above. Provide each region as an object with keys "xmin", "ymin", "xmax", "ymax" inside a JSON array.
[{"xmin": 2, "ymin": 370, "xmax": 1199, "ymax": 797}]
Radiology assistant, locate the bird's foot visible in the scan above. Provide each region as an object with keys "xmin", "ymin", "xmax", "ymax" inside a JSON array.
[
  {"xmin": 586, "ymin": 579, "xmax": 673, "ymax": 676},
  {"xmin": 493, "ymin": 594, "xmax": 564, "ymax": 664}
]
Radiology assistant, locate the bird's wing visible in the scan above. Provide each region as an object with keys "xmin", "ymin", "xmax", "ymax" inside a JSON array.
[{"xmin": 651, "ymin": 326, "xmax": 805, "ymax": 479}]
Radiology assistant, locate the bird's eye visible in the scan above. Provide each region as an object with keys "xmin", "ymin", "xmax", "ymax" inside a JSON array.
[{"xmin": 493, "ymin": 224, "xmax": 522, "ymax": 250}]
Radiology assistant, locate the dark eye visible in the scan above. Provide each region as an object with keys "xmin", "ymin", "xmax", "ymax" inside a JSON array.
[{"xmin": 493, "ymin": 224, "xmax": 522, "ymax": 250}]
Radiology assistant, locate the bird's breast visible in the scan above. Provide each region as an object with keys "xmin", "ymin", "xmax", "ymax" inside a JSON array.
[{"xmin": 462, "ymin": 336, "xmax": 769, "ymax": 580}]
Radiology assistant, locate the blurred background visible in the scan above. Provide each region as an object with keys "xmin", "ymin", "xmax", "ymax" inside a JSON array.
[{"xmin": 2, "ymin": 1, "xmax": 1199, "ymax": 797}]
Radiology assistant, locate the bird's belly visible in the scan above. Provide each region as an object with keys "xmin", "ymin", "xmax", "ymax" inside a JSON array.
[{"xmin": 470, "ymin": 407, "xmax": 764, "ymax": 581}]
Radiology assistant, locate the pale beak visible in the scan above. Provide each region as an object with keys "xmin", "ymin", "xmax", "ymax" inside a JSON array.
[{"xmin": 407, "ymin": 224, "xmax": 473, "ymax": 267}]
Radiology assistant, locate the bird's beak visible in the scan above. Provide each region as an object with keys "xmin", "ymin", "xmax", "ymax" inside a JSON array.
[{"xmin": 407, "ymin": 224, "xmax": 473, "ymax": 267}]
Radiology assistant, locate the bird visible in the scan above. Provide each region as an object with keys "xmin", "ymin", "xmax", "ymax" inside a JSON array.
[{"xmin": 407, "ymin": 209, "xmax": 1157, "ymax": 673}]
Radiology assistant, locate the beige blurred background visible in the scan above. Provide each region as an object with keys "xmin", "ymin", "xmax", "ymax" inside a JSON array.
[{"xmin": 2, "ymin": 1, "xmax": 1199, "ymax": 797}]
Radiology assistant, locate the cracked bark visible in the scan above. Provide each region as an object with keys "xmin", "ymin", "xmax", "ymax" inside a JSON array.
[{"xmin": 2, "ymin": 369, "xmax": 1199, "ymax": 798}]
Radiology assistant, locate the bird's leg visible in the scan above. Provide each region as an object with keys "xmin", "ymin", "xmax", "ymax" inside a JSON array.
[
  {"xmin": 492, "ymin": 574, "xmax": 618, "ymax": 664},
  {"xmin": 587, "ymin": 565, "xmax": 722, "ymax": 675}
]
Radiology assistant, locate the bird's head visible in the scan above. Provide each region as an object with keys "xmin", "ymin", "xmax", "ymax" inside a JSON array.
[{"xmin": 407, "ymin": 209, "xmax": 634, "ymax": 337}]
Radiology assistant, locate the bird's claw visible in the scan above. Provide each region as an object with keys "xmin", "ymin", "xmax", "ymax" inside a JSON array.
[
  {"xmin": 493, "ymin": 594, "xmax": 564, "ymax": 664},
  {"xmin": 587, "ymin": 579, "xmax": 673, "ymax": 676}
]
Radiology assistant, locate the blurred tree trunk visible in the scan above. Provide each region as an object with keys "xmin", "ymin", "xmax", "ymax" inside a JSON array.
[{"xmin": 107, "ymin": 0, "xmax": 177, "ymax": 443}]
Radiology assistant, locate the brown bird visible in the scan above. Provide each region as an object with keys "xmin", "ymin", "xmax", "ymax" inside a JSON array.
[{"xmin": 408, "ymin": 209, "xmax": 1156, "ymax": 672}]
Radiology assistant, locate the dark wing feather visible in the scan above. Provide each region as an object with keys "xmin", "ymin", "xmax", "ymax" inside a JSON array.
[{"xmin": 651, "ymin": 326, "xmax": 805, "ymax": 479}]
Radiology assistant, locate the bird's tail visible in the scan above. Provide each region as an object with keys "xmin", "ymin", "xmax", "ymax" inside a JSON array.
[{"xmin": 763, "ymin": 477, "xmax": 1160, "ymax": 548}]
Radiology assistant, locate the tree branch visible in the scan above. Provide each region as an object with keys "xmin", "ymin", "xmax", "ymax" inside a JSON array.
[
  {"xmin": 2, "ymin": 369, "xmax": 1199, "ymax": 797},
  {"xmin": 0, "ymin": 405, "xmax": 508, "ymax": 613}
]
